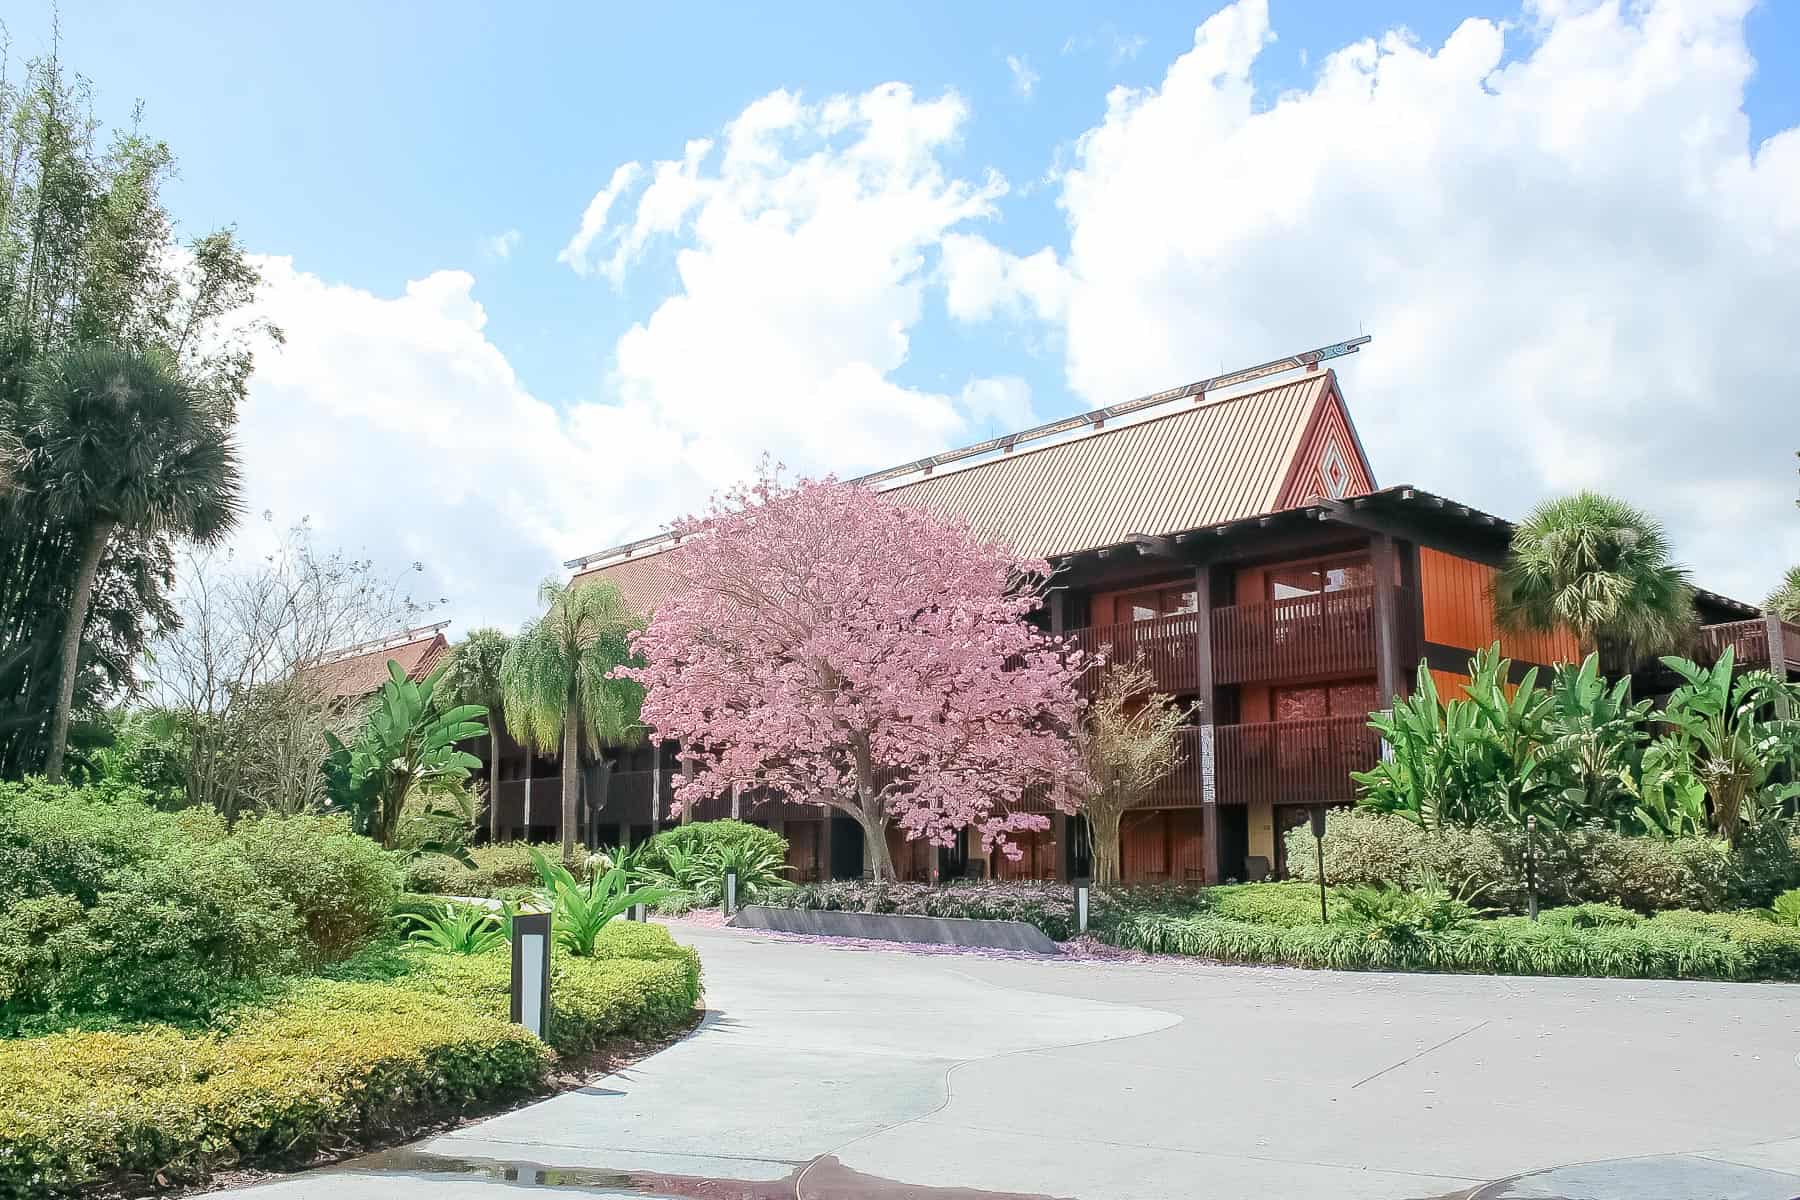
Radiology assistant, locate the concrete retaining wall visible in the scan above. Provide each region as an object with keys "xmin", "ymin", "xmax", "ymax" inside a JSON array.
[{"xmin": 729, "ymin": 905, "xmax": 1058, "ymax": 953}]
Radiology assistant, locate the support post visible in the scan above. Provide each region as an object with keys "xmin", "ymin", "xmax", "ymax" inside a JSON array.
[
  {"xmin": 1193, "ymin": 564, "xmax": 1221, "ymax": 883},
  {"xmin": 1370, "ymin": 534, "xmax": 1402, "ymax": 711},
  {"xmin": 1767, "ymin": 615, "xmax": 1791, "ymax": 717}
]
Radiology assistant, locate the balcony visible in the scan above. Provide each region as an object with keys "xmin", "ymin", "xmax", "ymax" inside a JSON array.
[
  {"xmin": 1065, "ymin": 610, "xmax": 1204, "ymax": 697},
  {"xmin": 1211, "ymin": 716, "xmax": 1380, "ymax": 808},
  {"xmin": 1212, "ymin": 586, "xmax": 1382, "ymax": 686},
  {"xmin": 1696, "ymin": 619, "xmax": 1800, "ymax": 673}
]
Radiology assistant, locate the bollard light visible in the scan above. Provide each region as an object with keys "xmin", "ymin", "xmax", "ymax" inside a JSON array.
[
  {"xmin": 509, "ymin": 911, "xmax": 552, "ymax": 1040},
  {"xmin": 724, "ymin": 868, "xmax": 739, "ymax": 917},
  {"xmin": 1311, "ymin": 806, "xmax": 1329, "ymax": 924},
  {"xmin": 1074, "ymin": 877, "xmax": 1091, "ymax": 936},
  {"xmin": 1526, "ymin": 814, "xmax": 1539, "ymax": 922},
  {"xmin": 629, "ymin": 901, "xmax": 647, "ymax": 923}
]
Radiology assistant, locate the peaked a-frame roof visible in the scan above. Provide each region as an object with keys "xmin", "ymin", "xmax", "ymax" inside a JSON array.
[{"xmin": 575, "ymin": 368, "xmax": 1374, "ymax": 610}]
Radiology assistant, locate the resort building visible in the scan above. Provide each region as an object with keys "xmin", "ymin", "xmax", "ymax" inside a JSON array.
[{"xmin": 515, "ymin": 345, "xmax": 1792, "ymax": 883}]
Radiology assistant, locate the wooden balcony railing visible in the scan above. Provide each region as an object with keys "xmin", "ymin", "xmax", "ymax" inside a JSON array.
[
  {"xmin": 1696, "ymin": 619, "xmax": 1800, "ymax": 672},
  {"xmin": 1142, "ymin": 725, "xmax": 1207, "ymax": 808},
  {"xmin": 1211, "ymin": 716, "xmax": 1380, "ymax": 808},
  {"xmin": 1211, "ymin": 586, "xmax": 1383, "ymax": 685},
  {"xmin": 1065, "ymin": 610, "xmax": 1204, "ymax": 697}
]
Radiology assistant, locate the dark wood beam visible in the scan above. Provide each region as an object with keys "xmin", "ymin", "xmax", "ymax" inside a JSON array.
[{"xmin": 1129, "ymin": 534, "xmax": 1179, "ymax": 559}]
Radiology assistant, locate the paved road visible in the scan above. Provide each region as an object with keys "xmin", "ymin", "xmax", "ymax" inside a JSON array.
[{"xmin": 219, "ymin": 923, "xmax": 1800, "ymax": 1199}]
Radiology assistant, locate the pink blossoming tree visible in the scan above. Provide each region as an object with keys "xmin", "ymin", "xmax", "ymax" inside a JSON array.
[{"xmin": 624, "ymin": 468, "xmax": 1086, "ymax": 880}]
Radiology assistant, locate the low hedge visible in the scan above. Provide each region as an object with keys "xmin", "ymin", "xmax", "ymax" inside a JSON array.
[
  {"xmin": 402, "ymin": 842, "xmax": 572, "ymax": 897},
  {"xmin": 0, "ymin": 924, "xmax": 703, "ymax": 1197},
  {"xmin": 1102, "ymin": 907, "xmax": 1800, "ymax": 981},
  {"xmin": 1286, "ymin": 809, "xmax": 1800, "ymax": 913},
  {"xmin": 767, "ymin": 880, "xmax": 1079, "ymax": 940},
  {"xmin": 0, "ymin": 980, "xmax": 550, "ymax": 1198}
]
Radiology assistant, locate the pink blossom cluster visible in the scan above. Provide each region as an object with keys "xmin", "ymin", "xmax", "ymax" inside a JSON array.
[{"xmin": 622, "ymin": 467, "xmax": 1088, "ymax": 861}]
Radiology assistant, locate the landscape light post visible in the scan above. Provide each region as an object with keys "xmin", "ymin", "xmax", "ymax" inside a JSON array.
[
  {"xmin": 1526, "ymin": 814, "xmax": 1539, "ymax": 922},
  {"xmin": 1311, "ymin": 806, "xmax": 1329, "ymax": 924},
  {"xmin": 509, "ymin": 911, "xmax": 552, "ymax": 1040},
  {"xmin": 1074, "ymin": 877, "xmax": 1091, "ymax": 937},
  {"xmin": 724, "ymin": 868, "xmax": 739, "ymax": 917},
  {"xmin": 629, "ymin": 901, "xmax": 647, "ymax": 922}
]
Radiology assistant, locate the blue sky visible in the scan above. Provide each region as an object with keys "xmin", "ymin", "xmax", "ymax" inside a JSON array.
[{"xmin": 6, "ymin": 1, "xmax": 1798, "ymax": 628}]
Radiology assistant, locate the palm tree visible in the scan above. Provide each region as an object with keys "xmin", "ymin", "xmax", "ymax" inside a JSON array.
[
  {"xmin": 1495, "ymin": 491, "xmax": 1694, "ymax": 669},
  {"xmin": 1767, "ymin": 565, "xmax": 1800, "ymax": 623},
  {"xmin": 440, "ymin": 627, "xmax": 510, "ymax": 842},
  {"xmin": 500, "ymin": 578, "xmax": 643, "ymax": 857},
  {"xmin": 23, "ymin": 346, "xmax": 241, "ymax": 782}
]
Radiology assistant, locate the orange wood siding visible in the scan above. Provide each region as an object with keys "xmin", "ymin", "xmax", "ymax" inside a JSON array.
[
  {"xmin": 1419, "ymin": 547, "xmax": 1581, "ymax": 667},
  {"xmin": 1428, "ymin": 668, "xmax": 1472, "ymax": 701},
  {"xmin": 784, "ymin": 819, "xmax": 826, "ymax": 883},
  {"xmin": 1120, "ymin": 809, "xmax": 1205, "ymax": 883}
]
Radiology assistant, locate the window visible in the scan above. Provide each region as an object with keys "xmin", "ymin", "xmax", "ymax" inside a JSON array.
[
  {"xmin": 1273, "ymin": 680, "xmax": 1379, "ymax": 722},
  {"xmin": 1122, "ymin": 586, "xmax": 1199, "ymax": 622},
  {"xmin": 1268, "ymin": 556, "xmax": 1373, "ymax": 603}
]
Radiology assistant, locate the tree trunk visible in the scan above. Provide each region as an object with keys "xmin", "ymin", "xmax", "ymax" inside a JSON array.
[
  {"xmin": 44, "ymin": 519, "xmax": 112, "ymax": 784},
  {"xmin": 560, "ymin": 702, "xmax": 579, "ymax": 860},
  {"xmin": 857, "ymin": 803, "xmax": 895, "ymax": 881},
  {"xmin": 487, "ymin": 729, "xmax": 501, "ymax": 843},
  {"xmin": 1091, "ymin": 809, "xmax": 1123, "ymax": 885}
]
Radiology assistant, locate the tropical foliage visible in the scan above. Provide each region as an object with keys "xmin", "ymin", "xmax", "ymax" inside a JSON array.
[
  {"xmin": 404, "ymin": 902, "xmax": 506, "ymax": 955},
  {"xmin": 530, "ymin": 848, "xmax": 667, "ymax": 957},
  {"xmin": 0, "ymin": 48, "xmax": 275, "ymax": 778},
  {"xmin": 439, "ymin": 627, "xmax": 510, "ymax": 841},
  {"xmin": 1354, "ymin": 645, "xmax": 1800, "ymax": 843},
  {"xmin": 502, "ymin": 579, "xmax": 643, "ymax": 857},
  {"xmin": 1494, "ymin": 490, "xmax": 1694, "ymax": 664},
  {"xmin": 1766, "ymin": 565, "xmax": 1800, "ymax": 623},
  {"xmin": 325, "ymin": 660, "xmax": 488, "ymax": 849}
]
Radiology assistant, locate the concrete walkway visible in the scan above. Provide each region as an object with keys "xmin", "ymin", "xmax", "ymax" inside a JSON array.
[{"xmin": 216, "ymin": 923, "xmax": 1800, "ymax": 1199}]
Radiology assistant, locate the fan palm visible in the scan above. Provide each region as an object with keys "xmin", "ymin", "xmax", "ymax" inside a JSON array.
[
  {"xmin": 501, "ymin": 579, "xmax": 644, "ymax": 858},
  {"xmin": 1767, "ymin": 565, "xmax": 1800, "ymax": 624},
  {"xmin": 22, "ymin": 346, "xmax": 241, "ymax": 782},
  {"xmin": 441, "ymin": 627, "xmax": 511, "ymax": 841},
  {"xmin": 1495, "ymin": 491, "xmax": 1694, "ymax": 668}
]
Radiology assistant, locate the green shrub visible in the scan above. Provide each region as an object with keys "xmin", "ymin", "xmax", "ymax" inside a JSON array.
[
  {"xmin": 639, "ymin": 820, "xmax": 787, "ymax": 875},
  {"xmin": 0, "ymin": 779, "xmax": 179, "ymax": 906},
  {"xmin": 226, "ymin": 814, "xmax": 401, "ymax": 962},
  {"xmin": 0, "ymin": 979, "xmax": 551, "ymax": 1198},
  {"xmin": 402, "ymin": 842, "xmax": 576, "ymax": 897},
  {"xmin": 399, "ymin": 937, "xmax": 700, "ymax": 1057},
  {"xmin": 1538, "ymin": 903, "xmax": 1641, "ymax": 929},
  {"xmin": 1207, "ymin": 881, "xmax": 1333, "ymax": 926},
  {"xmin": 1288, "ymin": 809, "xmax": 1799, "ymax": 914},
  {"xmin": 1286, "ymin": 809, "xmax": 1519, "ymax": 904},
  {"xmin": 1769, "ymin": 888, "xmax": 1800, "ymax": 927}
]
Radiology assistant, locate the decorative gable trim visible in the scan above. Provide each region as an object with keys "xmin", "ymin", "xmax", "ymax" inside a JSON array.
[{"xmin": 1273, "ymin": 374, "xmax": 1376, "ymax": 509}]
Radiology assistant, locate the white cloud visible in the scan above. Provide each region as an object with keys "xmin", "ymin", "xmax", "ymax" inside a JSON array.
[
  {"xmin": 239, "ymin": 83, "xmax": 1035, "ymax": 629},
  {"xmin": 1017, "ymin": 0, "xmax": 1800, "ymax": 602},
  {"xmin": 594, "ymin": 82, "xmax": 1026, "ymax": 480},
  {"xmin": 557, "ymin": 161, "xmax": 644, "ymax": 277},
  {"xmin": 1006, "ymin": 54, "xmax": 1039, "ymax": 98},
  {"xmin": 481, "ymin": 228, "xmax": 521, "ymax": 260},
  {"xmin": 940, "ymin": 233, "xmax": 1068, "ymax": 323}
]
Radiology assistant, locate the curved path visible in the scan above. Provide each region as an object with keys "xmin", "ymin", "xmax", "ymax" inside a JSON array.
[{"xmin": 221, "ymin": 923, "xmax": 1800, "ymax": 1199}]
